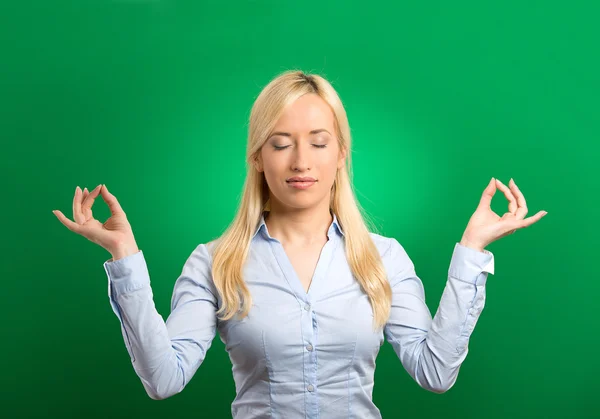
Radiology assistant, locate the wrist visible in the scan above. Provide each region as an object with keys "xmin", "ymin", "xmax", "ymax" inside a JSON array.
[
  {"xmin": 459, "ymin": 238, "xmax": 484, "ymax": 253},
  {"xmin": 111, "ymin": 242, "xmax": 139, "ymax": 261}
]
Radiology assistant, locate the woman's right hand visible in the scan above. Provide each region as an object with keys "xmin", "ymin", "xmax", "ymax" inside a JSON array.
[{"xmin": 53, "ymin": 184, "xmax": 138, "ymax": 255}]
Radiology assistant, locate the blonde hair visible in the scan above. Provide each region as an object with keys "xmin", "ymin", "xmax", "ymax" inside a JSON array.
[{"xmin": 209, "ymin": 69, "xmax": 392, "ymax": 331}]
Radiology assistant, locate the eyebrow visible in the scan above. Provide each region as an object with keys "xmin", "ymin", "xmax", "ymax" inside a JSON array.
[{"xmin": 269, "ymin": 129, "xmax": 331, "ymax": 137}]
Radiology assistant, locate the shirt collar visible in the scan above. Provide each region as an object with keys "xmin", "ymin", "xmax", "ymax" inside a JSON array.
[{"xmin": 252, "ymin": 211, "xmax": 345, "ymax": 241}]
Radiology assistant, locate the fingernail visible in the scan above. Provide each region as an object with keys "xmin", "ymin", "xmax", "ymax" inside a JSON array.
[{"xmin": 542, "ymin": 211, "xmax": 548, "ymax": 216}]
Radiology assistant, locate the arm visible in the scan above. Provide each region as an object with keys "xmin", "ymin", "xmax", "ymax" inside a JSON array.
[
  {"xmin": 383, "ymin": 238, "xmax": 494, "ymax": 394},
  {"xmin": 103, "ymin": 243, "xmax": 218, "ymax": 400}
]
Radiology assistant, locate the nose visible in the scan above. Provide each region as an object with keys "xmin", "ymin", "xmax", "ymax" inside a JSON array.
[{"xmin": 290, "ymin": 141, "xmax": 311, "ymax": 172}]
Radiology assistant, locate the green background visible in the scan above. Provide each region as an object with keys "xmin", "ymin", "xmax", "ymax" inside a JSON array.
[{"xmin": 1, "ymin": 0, "xmax": 596, "ymax": 418}]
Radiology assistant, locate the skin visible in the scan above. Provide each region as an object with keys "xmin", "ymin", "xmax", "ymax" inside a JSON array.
[
  {"xmin": 55, "ymin": 97, "xmax": 546, "ymax": 258},
  {"xmin": 460, "ymin": 177, "xmax": 548, "ymax": 252},
  {"xmin": 252, "ymin": 93, "xmax": 548, "ymax": 253},
  {"xmin": 253, "ymin": 93, "xmax": 346, "ymax": 247}
]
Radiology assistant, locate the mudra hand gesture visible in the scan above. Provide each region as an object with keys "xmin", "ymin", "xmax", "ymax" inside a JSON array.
[
  {"xmin": 460, "ymin": 178, "xmax": 548, "ymax": 252},
  {"xmin": 53, "ymin": 184, "xmax": 138, "ymax": 254}
]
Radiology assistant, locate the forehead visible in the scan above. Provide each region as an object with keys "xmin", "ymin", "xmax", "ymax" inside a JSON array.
[{"xmin": 273, "ymin": 93, "xmax": 334, "ymax": 132}]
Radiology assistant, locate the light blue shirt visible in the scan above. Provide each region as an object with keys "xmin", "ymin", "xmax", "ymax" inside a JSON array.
[{"xmin": 104, "ymin": 211, "xmax": 494, "ymax": 418}]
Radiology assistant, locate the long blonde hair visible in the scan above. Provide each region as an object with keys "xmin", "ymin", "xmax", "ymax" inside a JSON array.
[{"xmin": 209, "ymin": 69, "xmax": 392, "ymax": 331}]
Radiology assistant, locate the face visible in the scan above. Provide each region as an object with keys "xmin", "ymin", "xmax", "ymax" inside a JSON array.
[{"xmin": 254, "ymin": 93, "xmax": 346, "ymax": 210}]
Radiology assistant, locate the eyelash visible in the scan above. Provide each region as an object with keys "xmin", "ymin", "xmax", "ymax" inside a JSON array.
[{"xmin": 273, "ymin": 145, "xmax": 327, "ymax": 151}]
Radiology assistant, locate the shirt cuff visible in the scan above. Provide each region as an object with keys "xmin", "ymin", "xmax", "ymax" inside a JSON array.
[
  {"xmin": 103, "ymin": 250, "xmax": 150, "ymax": 296},
  {"xmin": 448, "ymin": 243, "xmax": 495, "ymax": 285}
]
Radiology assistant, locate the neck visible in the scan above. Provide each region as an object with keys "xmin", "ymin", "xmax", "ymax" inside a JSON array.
[{"xmin": 265, "ymin": 201, "xmax": 333, "ymax": 246}]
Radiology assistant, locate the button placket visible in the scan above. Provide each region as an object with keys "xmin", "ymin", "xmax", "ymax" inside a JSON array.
[{"xmin": 302, "ymin": 300, "xmax": 318, "ymax": 418}]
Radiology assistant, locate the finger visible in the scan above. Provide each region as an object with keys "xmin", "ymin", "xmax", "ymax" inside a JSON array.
[
  {"xmin": 73, "ymin": 186, "xmax": 85, "ymax": 224},
  {"xmin": 53, "ymin": 210, "xmax": 82, "ymax": 234},
  {"xmin": 508, "ymin": 178, "xmax": 528, "ymax": 220},
  {"xmin": 82, "ymin": 184, "xmax": 102, "ymax": 213},
  {"xmin": 495, "ymin": 179, "xmax": 518, "ymax": 215},
  {"xmin": 100, "ymin": 184, "xmax": 125, "ymax": 215},
  {"xmin": 82, "ymin": 188, "xmax": 90, "ymax": 219},
  {"xmin": 514, "ymin": 211, "xmax": 547, "ymax": 229},
  {"xmin": 478, "ymin": 178, "xmax": 497, "ymax": 209}
]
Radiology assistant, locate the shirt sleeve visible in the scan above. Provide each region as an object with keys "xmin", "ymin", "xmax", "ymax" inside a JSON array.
[
  {"xmin": 383, "ymin": 238, "xmax": 495, "ymax": 394},
  {"xmin": 103, "ymin": 243, "xmax": 218, "ymax": 400}
]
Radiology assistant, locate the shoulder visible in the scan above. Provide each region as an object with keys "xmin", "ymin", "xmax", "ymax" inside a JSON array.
[
  {"xmin": 367, "ymin": 232, "xmax": 402, "ymax": 258},
  {"xmin": 178, "ymin": 239, "xmax": 222, "ymax": 285},
  {"xmin": 368, "ymin": 232, "xmax": 416, "ymax": 278},
  {"xmin": 205, "ymin": 239, "xmax": 220, "ymax": 261},
  {"xmin": 186, "ymin": 242, "xmax": 211, "ymax": 263},
  {"xmin": 181, "ymin": 238, "xmax": 225, "ymax": 278},
  {"xmin": 186, "ymin": 238, "xmax": 221, "ymax": 263}
]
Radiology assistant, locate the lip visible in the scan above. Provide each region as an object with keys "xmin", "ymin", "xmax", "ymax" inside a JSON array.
[
  {"xmin": 287, "ymin": 176, "xmax": 317, "ymax": 182},
  {"xmin": 287, "ymin": 180, "xmax": 316, "ymax": 190}
]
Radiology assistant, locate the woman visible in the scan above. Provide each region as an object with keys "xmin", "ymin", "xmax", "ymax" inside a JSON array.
[{"xmin": 53, "ymin": 70, "xmax": 547, "ymax": 418}]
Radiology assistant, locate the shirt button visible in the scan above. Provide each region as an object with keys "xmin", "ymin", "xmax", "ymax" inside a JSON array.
[
  {"xmin": 306, "ymin": 344, "xmax": 313, "ymax": 351},
  {"xmin": 304, "ymin": 304, "xmax": 311, "ymax": 311},
  {"xmin": 307, "ymin": 384, "xmax": 314, "ymax": 392}
]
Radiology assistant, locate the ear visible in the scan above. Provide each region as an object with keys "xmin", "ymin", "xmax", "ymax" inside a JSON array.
[
  {"xmin": 253, "ymin": 154, "xmax": 263, "ymax": 173},
  {"xmin": 337, "ymin": 146, "xmax": 347, "ymax": 170}
]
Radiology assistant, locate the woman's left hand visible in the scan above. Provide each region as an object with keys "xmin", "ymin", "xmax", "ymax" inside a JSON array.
[{"xmin": 460, "ymin": 178, "xmax": 548, "ymax": 252}]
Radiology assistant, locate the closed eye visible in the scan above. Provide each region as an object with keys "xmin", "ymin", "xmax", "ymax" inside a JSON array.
[{"xmin": 274, "ymin": 145, "xmax": 327, "ymax": 151}]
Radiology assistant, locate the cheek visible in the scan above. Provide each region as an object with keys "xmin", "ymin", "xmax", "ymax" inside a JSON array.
[
  {"xmin": 263, "ymin": 158, "xmax": 283, "ymax": 173},
  {"xmin": 262, "ymin": 160, "xmax": 286, "ymax": 184},
  {"xmin": 321, "ymin": 155, "xmax": 340, "ymax": 174}
]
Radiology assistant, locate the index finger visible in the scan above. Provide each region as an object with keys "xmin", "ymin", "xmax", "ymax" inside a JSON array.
[
  {"xmin": 82, "ymin": 184, "xmax": 102, "ymax": 211},
  {"xmin": 72, "ymin": 186, "xmax": 84, "ymax": 224},
  {"xmin": 509, "ymin": 179, "xmax": 528, "ymax": 219},
  {"xmin": 100, "ymin": 184, "xmax": 125, "ymax": 215},
  {"xmin": 495, "ymin": 179, "xmax": 518, "ymax": 214}
]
